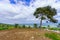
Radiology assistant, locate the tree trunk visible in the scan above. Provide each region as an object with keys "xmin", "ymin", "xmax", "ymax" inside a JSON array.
[{"xmin": 39, "ymin": 18, "xmax": 42, "ymax": 28}]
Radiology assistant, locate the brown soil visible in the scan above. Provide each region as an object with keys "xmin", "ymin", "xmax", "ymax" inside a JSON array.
[{"xmin": 0, "ymin": 28, "xmax": 51, "ymax": 40}]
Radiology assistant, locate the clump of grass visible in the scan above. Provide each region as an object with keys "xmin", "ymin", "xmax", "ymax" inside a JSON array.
[
  {"xmin": 0, "ymin": 26, "xmax": 15, "ymax": 30},
  {"xmin": 8, "ymin": 26, "xmax": 15, "ymax": 29},
  {"xmin": 45, "ymin": 33, "xmax": 60, "ymax": 40},
  {"xmin": 0, "ymin": 27, "xmax": 8, "ymax": 30},
  {"xmin": 49, "ymin": 28, "xmax": 60, "ymax": 31}
]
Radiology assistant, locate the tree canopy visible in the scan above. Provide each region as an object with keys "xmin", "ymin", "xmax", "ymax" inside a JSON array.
[{"xmin": 34, "ymin": 6, "xmax": 58, "ymax": 27}]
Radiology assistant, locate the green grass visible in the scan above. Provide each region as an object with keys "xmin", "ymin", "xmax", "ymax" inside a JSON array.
[
  {"xmin": 45, "ymin": 33, "xmax": 60, "ymax": 40},
  {"xmin": 49, "ymin": 28, "xmax": 60, "ymax": 30},
  {"xmin": 0, "ymin": 26, "xmax": 15, "ymax": 30}
]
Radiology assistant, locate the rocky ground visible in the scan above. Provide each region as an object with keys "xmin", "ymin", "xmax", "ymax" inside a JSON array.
[{"xmin": 0, "ymin": 28, "xmax": 52, "ymax": 40}]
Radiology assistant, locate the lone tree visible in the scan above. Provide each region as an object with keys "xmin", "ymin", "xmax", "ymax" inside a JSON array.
[{"xmin": 34, "ymin": 6, "xmax": 57, "ymax": 28}]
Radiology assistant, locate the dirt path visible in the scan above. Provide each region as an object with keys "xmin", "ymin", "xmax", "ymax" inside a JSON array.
[{"xmin": 0, "ymin": 28, "xmax": 51, "ymax": 40}]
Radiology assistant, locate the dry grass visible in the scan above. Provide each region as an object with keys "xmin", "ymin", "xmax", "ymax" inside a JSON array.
[{"xmin": 0, "ymin": 28, "xmax": 51, "ymax": 40}]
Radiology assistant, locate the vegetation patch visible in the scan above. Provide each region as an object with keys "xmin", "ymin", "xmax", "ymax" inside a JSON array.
[
  {"xmin": 49, "ymin": 28, "xmax": 60, "ymax": 30},
  {"xmin": 45, "ymin": 33, "xmax": 60, "ymax": 40}
]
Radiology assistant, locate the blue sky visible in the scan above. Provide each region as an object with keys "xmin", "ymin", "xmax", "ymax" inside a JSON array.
[{"xmin": 0, "ymin": 0, "xmax": 60, "ymax": 25}]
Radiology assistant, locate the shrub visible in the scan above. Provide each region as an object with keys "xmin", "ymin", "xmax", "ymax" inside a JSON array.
[
  {"xmin": 28, "ymin": 25, "xmax": 31, "ymax": 28},
  {"xmin": 33, "ymin": 24, "xmax": 37, "ymax": 28},
  {"xmin": 41, "ymin": 27, "xmax": 46, "ymax": 29},
  {"xmin": 15, "ymin": 24, "xmax": 19, "ymax": 28},
  {"xmin": 22, "ymin": 25, "xmax": 26, "ymax": 28},
  {"xmin": 47, "ymin": 25, "xmax": 50, "ymax": 29}
]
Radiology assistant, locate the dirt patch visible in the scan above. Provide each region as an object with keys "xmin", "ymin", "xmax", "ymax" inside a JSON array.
[{"xmin": 0, "ymin": 28, "xmax": 51, "ymax": 40}]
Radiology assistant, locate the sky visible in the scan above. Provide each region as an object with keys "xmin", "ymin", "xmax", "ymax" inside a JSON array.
[{"xmin": 0, "ymin": 0, "xmax": 60, "ymax": 25}]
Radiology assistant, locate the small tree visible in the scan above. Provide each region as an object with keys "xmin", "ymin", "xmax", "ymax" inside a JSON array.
[
  {"xmin": 28, "ymin": 25, "xmax": 31, "ymax": 28},
  {"xmin": 34, "ymin": 24, "xmax": 37, "ymax": 28},
  {"xmin": 15, "ymin": 24, "xmax": 19, "ymax": 28},
  {"xmin": 22, "ymin": 25, "xmax": 25, "ymax": 28},
  {"xmin": 19, "ymin": 25, "xmax": 21, "ymax": 28},
  {"xmin": 47, "ymin": 25, "xmax": 50, "ymax": 29}
]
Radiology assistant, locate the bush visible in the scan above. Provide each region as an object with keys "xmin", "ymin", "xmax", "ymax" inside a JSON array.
[
  {"xmin": 33, "ymin": 24, "xmax": 37, "ymax": 28},
  {"xmin": 15, "ymin": 24, "xmax": 19, "ymax": 28},
  {"xmin": 18, "ymin": 26, "xmax": 22, "ymax": 28},
  {"xmin": 22, "ymin": 25, "xmax": 26, "ymax": 28},
  {"xmin": 0, "ymin": 27, "xmax": 8, "ymax": 30},
  {"xmin": 28, "ymin": 25, "xmax": 31, "ymax": 28},
  {"xmin": 47, "ymin": 25, "xmax": 50, "ymax": 29},
  {"xmin": 41, "ymin": 27, "xmax": 46, "ymax": 29}
]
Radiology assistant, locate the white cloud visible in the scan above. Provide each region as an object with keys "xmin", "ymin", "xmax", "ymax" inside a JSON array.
[
  {"xmin": 0, "ymin": 0, "xmax": 60, "ymax": 24},
  {"xmin": 54, "ymin": 13, "xmax": 60, "ymax": 21}
]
